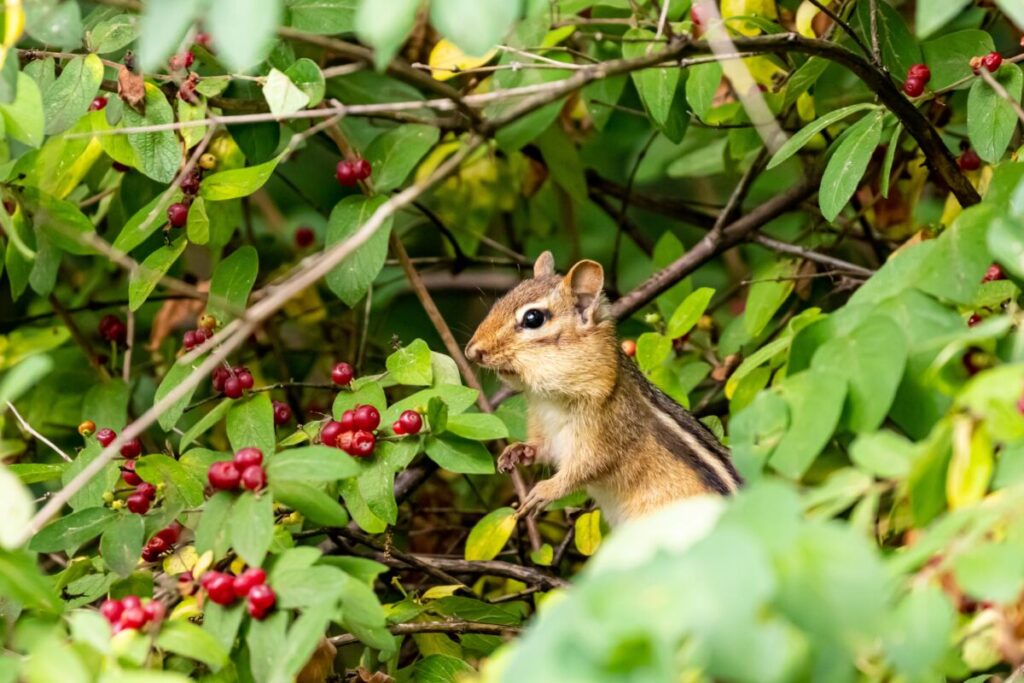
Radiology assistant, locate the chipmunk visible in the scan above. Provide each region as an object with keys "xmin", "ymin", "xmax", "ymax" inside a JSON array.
[{"xmin": 465, "ymin": 252, "xmax": 741, "ymax": 525}]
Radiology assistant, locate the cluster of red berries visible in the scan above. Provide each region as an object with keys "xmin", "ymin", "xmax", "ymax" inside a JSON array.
[
  {"xmin": 272, "ymin": 400, "xmax": 292, "ymax": 425},
  {"xmin": 168, "ymin": 156, "xmax": 216, "ymax": 228},
  {"xmin": 971, "ymin": 51, "xmax": 1003, "ymax": 75},
  {"xmin": 212, "ymin": 365, "xmax": 255, "ymax": 399},
  {"xmin": 201, "ymin": 568, "xmax": 276, "ymax": 619},
  {"xmin": 95, "ymin": 426, "xmax": 142, "ymax": 459},
  {"xmin": 98, "ymin": 314, "xmax": 128, "ymax": 346},
  {"xmin": 89, "ymin": 96, "xmax": 108, "ymax": 111},
  {"xmin": 101, "ymin": 595, "xmax": 165, "ymax": 633},
  {"xmin": 208, "ymin": 447, "xmax": 267, "ymax": 492},
  {"xmin": 332, "ymin": 361, "xmax": 354, "ymax": 386},
  {"xmin": 183, "ymin": 314, "xmax": 218, "ymax": 351},
  {"xmin": 141, "ymin": 522, "xmax": 182, "ymax": 562},
  {"xmin": 391, "ymin": 409, "xmax": 423, "ymax": 436},
  {"xmin": 168, "ymin": 51, "xmax": 195, "ymax": 71},
  {"xmin": 294, "ymin": 225, "xmax": 315, "ymax": 248},
  {"xmin": 320, "ymin": 405, "xmax": 381, "ymax": 457},
  {"xmin": 902, "ymin": 63, "xmax": 931, "ymax": 98},
  {"xmin": 335, "ymin": 159, "xmax": 372, "ymax": 187}
]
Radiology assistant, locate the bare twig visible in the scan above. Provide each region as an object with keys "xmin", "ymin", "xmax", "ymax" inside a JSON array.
[
  {"xmin": 751, "ymin": 234, "xmax": 875, "ymax": 278},
  {"xmin": 868, "ymin": 0, "xmax": 881, "ymax": 65},
  {"xmin": 806, "ymin": 0, "xmax": 875, "ymax": 64},
  {"xmin": 329, "ymin": 620, "xmax": 519, "ymax": 647},
  {"xmin": 122, "ymin": 308, "xmax": 134, "ymax": 382},
  {"xmin": 47, "ymin": 294, "xmax": 109, "ymax": 378},
  {"xmin": 6, "ymin": 401, "xmax": 72, "ymax": 462}
]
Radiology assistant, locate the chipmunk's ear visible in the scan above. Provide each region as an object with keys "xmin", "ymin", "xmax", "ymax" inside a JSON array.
[
  {"xmin": 564, "ymin": 259, "xmax": 604, "ymax": 324},
  {"xmin": 533, "ymin": 251, "xmax": 555, "ymax": 278}
]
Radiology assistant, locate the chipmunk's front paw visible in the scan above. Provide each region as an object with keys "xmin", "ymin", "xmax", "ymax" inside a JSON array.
[
  {"xmin": 516, "ymin": 478, "xmax": 560, "ymax": 518},
  {"xmin": 498, "ymin": 442, "xmax": 536, "ymax": 474}
]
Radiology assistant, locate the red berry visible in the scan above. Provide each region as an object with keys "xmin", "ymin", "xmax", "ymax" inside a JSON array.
[
  {"xmin": 335, "ymin": 161, "xmax": 358, "ymax": 186},
  {"xmin": 120, "ymin": 438, "xmax": 142, "ymax": 459},
  {"xmin": 122, "ymin": 460, "xmax": 143, "ymax": 486},
  {"xmin": 331, "ymin": 362, "xmax": 354, "ymax": 386},
  {"xmin": 120, "ymin": 606, "xmax": 146, "ymax": 630},
  {"xmin": 349, "ymin": 430, "xmax": 376, "ymax": 458},
  {"xmin": 141, "ymin": 536, "xmax": 170, "ymax": 562},
  {"xmin": 183, "ymin": 51, "xmax": 195, "ymax": 68},
  {"xmin": 959, "ymin": 148, "xmax": 981, "ymax": 171},
  {"xmin": 97, "ymin": 428, "xmax": 117, "ymax": 447},
  {"xmin": 99, "ymin": 315, "xmax": 127, "ymax": 344},
  {"xmin": 122, "ymin": 595, "xmax": 142, "ymax": 611},
  {"xmin": 983, "ymin": 264, "xmax": 1006, "ymax": 282},
  {"xmin": 208, "ymin": 461, "xmax": 241, "ymax": 490},
  {"xmin": 339, "ymin": 410, "xmax": 356, "ymax": 432},
  {"xmin": 236, "ymin": 369, "xmax": 254, "ymax": 389},
  {"xmin": 143, "ymin": 600, "xmax": 165, "ymax": 623},
  {"xmin": 167, "ymin": 202, "xmax": 188, "ymax": 228},
  {"xmin": 397, "ymin": 410, "xmax": 422, "ymax": 435},
  {"xmin": 902, "ymin": 77, "xmax": 925, "ymax": 97},
  {"xmin": 392, "ymin": 420, "xmax": 406, "ymax": 435},
  {"xmin": 968, "ymin": 313, "xmax": 983, "ymax": 327},
  {"xmin": 983, "ymin": 51, "xmax": 1003, "ymax": 72},
  {"xmin": 336, "ymin": 430, "xmax": 355, "ymax": 453},
  {"xmin": 234, "ymin": 447, "xmax": 264, "ymax": 469},
  {"xmin": 183, "ymin": 329, "xmax": 198, "ymax": 350},
  {"xmin": 168, "ymin": 54, "xmax": 185, "ymax": 71},
  {"xmin": 232, "ymin": 567, "xmax": 267, "ymax": 598},
  {"xmin": 154, "ymin": 522, "xmax": 182, "ymax": 545},
  {"xmin": 212, "ymin": 367, "xmax": 230, "ymax": 392},
  {"xmin": 89, "ymin": 96, "xmax": 108, "ymax": 111},
  {"xmin": 126, "ymin": 493, "xmax": 150, "ymax": 514},
  {"xmin": 963, "ymin": 348, "xmax": 985, "ymax": 377},
  {"xmin": 112, "ymin": 161, "xmax": 130, "ymax": 172},
  {"xmin": 691, "ymin": 4, "xmax": 704, "ymax": 25},
  {"xmin": 101, "ymin": 598, "xmax": 124, "ymax": 623},
  {"xmin": 180, "ymin": 172, "xmax": 201, "ymax": 196},
  {"xmin": 223, "ymin": 376, "xmax": 243, "ymax": 399},
  {"xmin": 353, "ymin": 405, "xmax": 380, "ymax": 431},
  {"xmin": 247, "ymin": 584, "xmax": 276, "ymax": 619},
  {"xmin": 294, "ymin": 226, "xmax": 315, "ymax": 248},
  {"xmin": 204, "ymin": 572, "xmax": 237, "ymax": 606},
  {"xmin": 136, "ymin": 482, "xmax": 157, "ymax": 501},
  {"xmin": 195, "ymin": 32, "xmax": 211, "ymax": 48},
  {"xmin": 273, "ymin": 400, "xmax": 292, "ymax": 425},
  {"xmin": 353, "ymin": 159, "xmax": 371, "ymax": 180},
  {"xmin": 621, "ymin": 339, "xmax": 637, "ymax": 357},
  {"xmin": 320, "ymin": 420, "xmax": 344, "ymax": 446},
  {"xmin": 240, "ymin": 466, "xmax": 266, "ymax": 491},
  {"xmin": 907, "ymin": 64, "xmax": 931, "ymax": 82}
]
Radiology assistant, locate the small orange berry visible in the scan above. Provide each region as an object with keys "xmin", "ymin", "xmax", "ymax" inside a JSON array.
[
  {"xmin": 621, "ymin": 339, "xmax": 637, "ymax": 357},
  {"xmin": 78, "ymin": 420, "xmax": 96, "ymax": 436}
]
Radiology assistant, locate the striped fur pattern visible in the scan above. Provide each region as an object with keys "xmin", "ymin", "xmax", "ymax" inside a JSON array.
[{"xmin": 466, "ymin": 252, "xmax": 741, "ymax": 525}]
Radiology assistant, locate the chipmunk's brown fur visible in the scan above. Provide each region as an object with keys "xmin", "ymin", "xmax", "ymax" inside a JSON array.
[{"xmin": 466, "ymin": 252, "xmax": 741, "ymax": 525}]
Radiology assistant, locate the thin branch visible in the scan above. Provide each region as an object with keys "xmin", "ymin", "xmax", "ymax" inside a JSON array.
[
  {"xmin": 751, "ymin": 235, "xmax": 875, "ymax": 278},
  {"xmin": 122, "ymin": 308, "xmax": 134, "ymax": 382},
  {"xmin": 329, "ymin": 620, "xmax": 519, "ymax": 648},
  {"xmin": 330, "ymin": 528, "xmax": 468, "ymax": 588},
  {"xmin": 979, "ymin": 68, "xmax": 1024, "ymax": 126},
  {"xmin": 806, "ymin": 0, "xmax": 875, "ymax": 65},
  {"xmin": 360, "ymin": 547, "xmax": 568, "ymax": 590},
  {"xmin": 868, "ymin": 0, "xmax": 882, "ymax": 65},
  {"xmin": 6, "ymin": 401, "xmax": 72, "ymax": 462},
  {"xmin": 47, "ymin": 293, "xmax": 109, "ymax": 378}
]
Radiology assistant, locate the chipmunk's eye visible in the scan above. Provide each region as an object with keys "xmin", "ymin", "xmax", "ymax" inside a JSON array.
[{"xmin": 521, "ymin": 309, "xmax": 545, "ymax": 329}]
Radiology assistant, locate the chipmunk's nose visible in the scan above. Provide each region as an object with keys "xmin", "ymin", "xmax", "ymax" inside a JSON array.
[{"xmin": 465, "ymin": 339, "xmax": 484, "ymax": 364}]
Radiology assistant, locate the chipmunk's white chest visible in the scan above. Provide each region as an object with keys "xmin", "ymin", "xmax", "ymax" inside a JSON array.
[{"xmin": 530, "ymin": 397, "xmax": 579, "ymax": 467}]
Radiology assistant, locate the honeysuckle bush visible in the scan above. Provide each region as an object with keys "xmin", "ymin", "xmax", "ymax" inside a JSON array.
[{"xmin": 2, "ymin": 0, "xmax": 1024, "ymax": 681}]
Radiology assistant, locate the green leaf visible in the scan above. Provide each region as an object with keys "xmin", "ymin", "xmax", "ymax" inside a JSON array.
[
  {"xmin": 186, "ymin": 197, "xmax": 210, "ymax": 245},
  {"xmin": 953, "ymin": 541, "xmax": 1024, "ymax": 603},
  {"xmin": 884, "ymin": 586, "xmax": 955, "ymax": 680},
  {"xmin": 364, "ymin": 124, "xmax": 440, "ymax": 194},
  {"xmin": 9, "ymin": 462, "xmax": 65, "ymax": 485},
  {"xmin": 154, "ymin": 358, "xmax": 202, "ymax": 431},
  {"xmin": 82, "ymin": 379, "xmax": 130, "ymax": 431},
  {"xmin": 138, "ymin": 0, "xmax": 203, "ymax": 70},
  {"xmin": 246, "ymin": 610, "xmax": 289, "ymax": 683},
  {"xmin": 200, "ymin": 157, "xmax": 280, "ymax": 201},
  {"xmin": 850, "ymin": 430, "xmax": 913, "ymax": 479},
  {"xmin": 123, "ymin": 83, "xmax": 181, "ymax": 184},
  {"xmin": 230, "ymin": 492, "xmax": 274, "ymax": 566},
  {"xmin": 431, "ymin": 0, "xmax": 520, "ymax": 57},
  {"xmin": 0, "ymin": 465, "xmax": 34, "ymax": 550},
  {"xmin": 667, "ymin": 287, "xmax": 715, "ymax": 339},
  {"xmin": 635, "ymin": 332, "xmax": 671, "ymax": 374},
  {"xmin": 919, "ymin": 203, "xmax": 993, "ymax": 304},
  {"xmin": 967, "ymin": 64, "xmax": 1024, "ymax": 164},
  {"xmin": 266, "ymin": 446, "xmax": 361, "ymax": 483},
  {"xmin": 87, "ymin": 13, "xmax": 140, "ymax": 54},
  {"xmin": 921, "ymin": 30, "xmax": 994, "ymax": 91},
  {"xmin": 42, "ymin": 55, "xmax": 103, "ymax": 136},
  {"xmin": 63, "ymin": 443, "xmax": 120, "ymax": 512},
  {"xmin": 729, "ymin": 391, "xmax": 789, "ymax": 481},
  {"xmin": 996, "ymin": 0, "xmax": 1024, "ymax": 30},
  {"xmin": 386, "ymin": 339, "xmax": 433, "ymax": 386},
  {"xmin": 686, "ymin": 61, "xmax": 722, "ymax": 120},
  {"xmin": 203, "ymin": 601, "xmax": 246, "ymax": 653},
  {"xmin": 128, "ymin": 236, "xmax": 187, "ymax": 311},
  {"xmin": 111, "ymin": 191, "xmax": 186, "ymax": 255},
  {"xmin": 811, "ymin": 315, "xmax": 907, "ymax": 433},
  {"xmin": 262, "ymin": 68, "xmax": 310, "ymax": 116},
  {"xmin": 25, "ymin": 0, "xmax": 82, "ymax": 50},
  {"xmin": 0, "ymin": 355, "xmax": 53, "ymax": 405},
  {"xmin": 286, "ymin": 0, "xmax": 356, "ymax": 35},
  {"xmin": 100, "ymin": 513, "xmax": 145, "ymax": 577},
  {"xmin": 135, "ymin": 454, "xmax": 206, "ymax": 508},
  {"xmin": 227, "ymin": 392, "xmax": 276, "ymax": 457},
  {"xmin": 325, "ymin": 195, "xmax": 393, "ymax": 306},
  {"xmin": 880, "ymin": 123, "xmax": 901, "ymax": 198},
  {"xmin": 0, "ymin": 550, "xmax": 62, "ymax": 612},
  {"xmin": 355, "ymin": 0, "xmax": 420, "ymax": 69},
  {"xmin": 769, "ymin": 369, "xmax": 847, "ymax": 479},
  {"xmin": 207, "ymin": 245, "xmax": 258, "ymax": 322},
  {"xmin": 0, "ymin": 73, "xmax": 44, "ymax": 147},
  {"xmin": 425, "ymin": 435, "xmax": 495, "ymax": 474},
  {"xmin": 819, "ymin": 111, "xmax": 884, "ymax": 222},
  {"xmin": 427, "ymin": 396, "xmax": 449, "ymax": 435},
  {"xmin": 915, "ymin": 0, "xmax": 972, "ymax": 38},
  {"xmin": 29, "ymin": 507, "xmax": 116, "ymax": 553},
  {"xmin": 271, "ymin": 480, "xmax": 350, "ymax": 527},
  {"xmin": 745, "ymin": 259, "xmax": 798, "ymax": 337},
  {"xmin": 446, "ymin": 413, "xmax": 508, "ymax": 441},
  {"xmin": 156, "ymin": 620, "xmax": 229, "ymax": 672},
  {"xmin": 277, "ymin": 602, "xmax": 335, "ymax": 680},
  {"xmin": 284, "ymin": 58, "xmax": 326, "ymax": 106},
  {"xmin": 465, "ymin": 507, "xmax": 516, "ymax": 561},
  {"xmin": 853, "ymin": 0, "xmax": 921, "ymax": 78},
  {"xmin": 207, "ymin": 0, "xmax": 284, "ymax": 72},
  {"xmin": 767, "ymin": 104, "xmax": 878, "ymax": 170},
  {"xmin": 412, "ymin": 655, "xmax": 476, "ymax": 683},
  {"xmin": 195, "ymin": 491, "xmax": 234, "ymax": 558},
  {"xmin": 333, "ymin": 381, "xmax": 387, "ymax": 419},
  {"xmin": 622, "ymin": 28, "xmax": 680, "ymax": 128},
  {"xmin": 989, "ymin": 215, "xmax": 1024, "ymax": 280}
]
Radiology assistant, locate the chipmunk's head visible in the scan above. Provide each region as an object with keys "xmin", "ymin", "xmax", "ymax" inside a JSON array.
[{"xmin": 466, "ymin": 252, "xmax": 618, "ymax": 398}]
